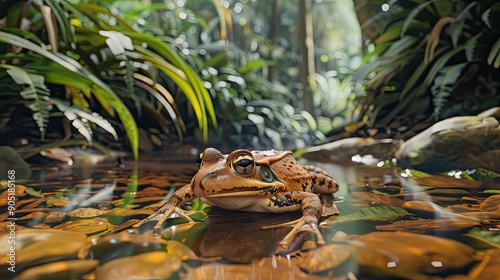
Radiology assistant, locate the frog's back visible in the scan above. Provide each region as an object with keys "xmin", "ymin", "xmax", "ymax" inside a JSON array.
[{"xmin": 252, "ymin": 150, "xmax": 313, "ymax": 192}]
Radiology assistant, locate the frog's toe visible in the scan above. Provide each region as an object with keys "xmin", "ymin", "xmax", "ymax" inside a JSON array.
[
  {"xmin": 263, "ymin": 217, "xmax": 326, "ymax": 248},
  {"xmin": 320, "ymin": 194, "xmax": 340, "ymax": 217},
  {"xmin": 133, "ymin": 203, "xmax": 193, "ymax": 232}
]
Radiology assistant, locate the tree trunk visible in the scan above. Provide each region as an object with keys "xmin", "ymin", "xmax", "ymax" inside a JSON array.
[
  {"xmin": 267, "ymin": 0, "xmax": 279, "ymax": 81},
  {"xmin": 298, "ymin": 0, "xmax": 315, "ymax": 117}
]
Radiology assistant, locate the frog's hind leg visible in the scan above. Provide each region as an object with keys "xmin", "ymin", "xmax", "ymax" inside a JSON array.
[
  {"xmin": 303, "ymin": 165, "xmax": 340, "ymax": 216},
  {"xmin": 303, "ymin": 165, "xmax": 339, "ymax": 194}
]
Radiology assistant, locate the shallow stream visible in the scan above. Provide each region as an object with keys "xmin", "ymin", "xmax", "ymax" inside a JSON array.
[{"xmin": 1, "ymin": 153, "xmax": 499, "ymax": 279}]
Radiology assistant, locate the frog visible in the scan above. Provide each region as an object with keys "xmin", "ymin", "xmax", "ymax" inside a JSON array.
[{"xmin": 133, "ymin": 148, "xmax": 339, "ymax": 248}]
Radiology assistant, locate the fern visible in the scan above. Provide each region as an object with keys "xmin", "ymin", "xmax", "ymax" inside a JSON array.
[
  {"xmin": 50, "ymin": 98, "xmax": 119, "ymax": 144},
  {"xmin": 100, "ymin": 30, "xmax": 136, "ymax": 97},
  {"xmin": 431, "ymin": 63, "xmax": 467, "ymax": 117},
  {"xmin": 464, "ymin": 34, "xmax": 479, "ymax": 62},
  {"xmin": 1, "ymin": 65, "xmax": 50, "ymax": 139},
  {"xmin": 487, "ymin": 37, "xmax": 500, "ymax": 68},
  {"xmin": 482, "ymin": 8, "xmax": 491, "ymax": 28},
  {"xmin": 401, "ymin": 0, "xmax": 446, "ymax": 37},
  {"xmin": 449, "ymin": 2, "xmax": 477, "ymax": 48}
]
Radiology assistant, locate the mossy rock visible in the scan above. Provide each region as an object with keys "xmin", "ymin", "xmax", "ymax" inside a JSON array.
[{"xmin": 0, "ymin": 146, "xmax": 31, "ymax": 179}]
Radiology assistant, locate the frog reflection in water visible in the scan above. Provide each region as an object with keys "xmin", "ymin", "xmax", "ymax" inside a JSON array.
[{"xmin": 134, "ymin": 148, "xmax": 340, "ymax": 247}]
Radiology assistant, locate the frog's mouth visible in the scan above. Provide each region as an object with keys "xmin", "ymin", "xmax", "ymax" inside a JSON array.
[{"xmin": 203, "ymin": 185, "xmax": 282, "ymax": 197}]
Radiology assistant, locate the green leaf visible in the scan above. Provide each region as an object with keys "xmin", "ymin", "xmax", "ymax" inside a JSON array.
[
  {"xmin": 464, "ymin": 35, "xmax": 478, "ymax": 62},
  {"xmin": 237, "ymin": 59, "xmax": 273, "ymax": 75},
  {"xmin": 323, "ymin": 205, "xmax": 411, "ymax": 224},
  {"xmin": 384, "ymin": 35, "xmax": 417, "ymax": 57},
  {"xmin": 487, "ymin": 37, "xmax": 500, "ymax": 68},
  {"xmin": 468, "ymin": 168, "xmax": 500, "ymax": 182},
  {"xmin": 450, "ymin": 4, "xmax": 476, "ymax": 47},
  {"xmin": 431, "ymin": 63, "xmax": 467, "ymax": 116},
  {"xmin": 481, "ymin": 190, "xmax": 500, "ymax": 194},
  {"xmin": 448, "ymin": 20, "xmax": 464, "ymax": 48},
  {"xmin": 0, "ymin": 30, "xmax": 139, "ymax": 159},
  {"xmin": 124, "ymin": 32, "xmax": 217, "ymax": 139},
  {"xmin": 25, "ymin": 187, "xmax": 44, "ymax": 198},
  {"xmin": 376, "ymin": 21, "xmax": 404, "ymax": 45},
  {"xmin": 462, "ymin": 227, "xmax": 500, "ymax": 250},
  {"xmin": 1, "ymin": 65, "xmax": 50, "ymax": 139},
  {"xmin": 482, "ymin": 8, "xmax": 491, "ymax": 28},
  {"xmin": 50, "ymin": 98, "xmax": 119, "ymax": 142},
  {"xmin": 401, "ymin": 0, "xmax": 445, "ymax": 37}
]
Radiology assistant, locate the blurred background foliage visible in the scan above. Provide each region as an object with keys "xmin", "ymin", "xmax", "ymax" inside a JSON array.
[
  {"xmin": 1, "ymin": 0, "xmax": 497, "ymax": 157},
  {"xmin": 351, "ymin": 0, "xmax": 500, "ymax": 139},
  {"xmin": 0, "ymin": 0, "xmax": 361, "ymax": 154}
]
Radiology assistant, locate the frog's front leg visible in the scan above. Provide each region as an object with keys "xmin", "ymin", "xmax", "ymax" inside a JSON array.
[
  {"xmin": 133, "ymin": 184, "xmax": 197, "ymax": 232},
  {"xmin": 265, "ymin": 191, "xmax": 325, "ymax": 247}
]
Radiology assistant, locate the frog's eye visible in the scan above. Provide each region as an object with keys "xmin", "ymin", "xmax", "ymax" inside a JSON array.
[
  {"xmin": 196, "ymin": 153, "xmax": 203, "ymax": 168},
  {"xmin": 230, "ymin": 154, "xmax": 255, "ymax": 176}
]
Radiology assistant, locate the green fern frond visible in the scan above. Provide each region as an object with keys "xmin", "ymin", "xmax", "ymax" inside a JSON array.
[
  {"xmin": 401, "ymin": 0, "xmax": 445, "ymax": 37},
  {"xmin": 482, "ymin": 8, "xmax": 491, "ymax": 28},
  {"xmin": 448, "ymin": 2, "xmax": 477, "ymax": 48},
  {"xmin": 1, "ymin": 65, "xmax": 50, "ymax": 139},
  {"xmin": 464, "ymin": 35, "xmax": 478, "ymax": 62},
  {"xmin": 431, "ymin": 63, "xmax": 467, "ymax": 117},
  {"xmin": 50, "ymin": 98, "xmax": 119, "ymax": 144},
  {"xmin": 487, "ymin": 37, "xmax": 500, "ymax": 68}
]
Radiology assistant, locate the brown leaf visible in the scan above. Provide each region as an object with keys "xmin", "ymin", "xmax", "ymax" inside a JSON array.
[
  {"xmin": 53, "ymin": 218, "xmax": 109, "ymax": 235},
  {"xmin": 376, "ymin": 219, "xmax": 479, "ymax": 233},
  {"xmin": 95, "ymin": 251, "xmax": 182, "ymax": 279},
  {"xmin": 353, "ymin": 231, "xmax": 475, "ymax": 278},
  {"xmin": 12, "ymin": 259, "xmax": 99, "ymax": 280},
  {"xmin": 297, "ymin": 243, "xmax": 353, "ymax": 273},
  {"xmin": 480, "ymin": 195, "xmax": 500, "ymax": 212}
]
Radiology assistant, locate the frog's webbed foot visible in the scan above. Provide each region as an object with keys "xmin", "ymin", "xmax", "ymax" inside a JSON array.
[
  {"xmin": 262, "ymin": 217, "xmax": 326, "ymax": 248},
  {"xmin": 133, "ymin": 203, "xmax": 194, "ymax": 233}
]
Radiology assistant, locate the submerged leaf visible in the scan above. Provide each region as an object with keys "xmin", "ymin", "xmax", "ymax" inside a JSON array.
[
  {"xmin": 376, "ymin": 219, "xmax": 479, "ymax": 233},
  {"xmin": 12, "ymin": 260, "xmax": 99, "ymax": 280},
  {"xmin": 297, "ymin": 243, "xmax": 353, "ymax": 273},
  {"xmin": 323, "ymin": 205, "xmax": 411, "ymax": 224},
  {"xmin": 480, "ymin": 195, "xmax": 500, "ymax": 212},
  {"xmin": 354, "ymin": 231, "xmax": 475, "ymax": 278},
  {"xmin": 462, "ymin": 227, "xmax": 500, "ymax": 250},
  {"xmin": 25, "ymin": 187, "xmax": 44, "ymax": 198},
  {"xmin": 95, "ymin": 251, "xmax": 182, "ymax": 279},
  {"xmin": 468, "ymin": 249, "xmax": 500, "ymax": 279}
]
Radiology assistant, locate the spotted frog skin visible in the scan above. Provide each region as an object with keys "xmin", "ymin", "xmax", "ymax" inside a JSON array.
[{"xmin": 134, "ymin": 148, "xmax": 339, "ymax": 247}]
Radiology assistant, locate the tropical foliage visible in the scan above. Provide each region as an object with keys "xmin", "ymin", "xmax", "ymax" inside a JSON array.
[
  {"xmin": 114, "ymin": 1, "xmax": 320, "ymax": 149},
  {"xmin": 353, "ymin": 0, "xmax": 500, "ymax": 139},
  {"xmin": 2, "ymin": 0, "xmax": 360, "ymax": 152},
  {"xmin": 0, "ymin": 0, "xmax": 218, "ymax": 158}
]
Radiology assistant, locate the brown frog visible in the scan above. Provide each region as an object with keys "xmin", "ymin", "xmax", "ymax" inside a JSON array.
[{"xmin": 134, "ymin": 148, "xmax": 339, "ymax": 247}]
